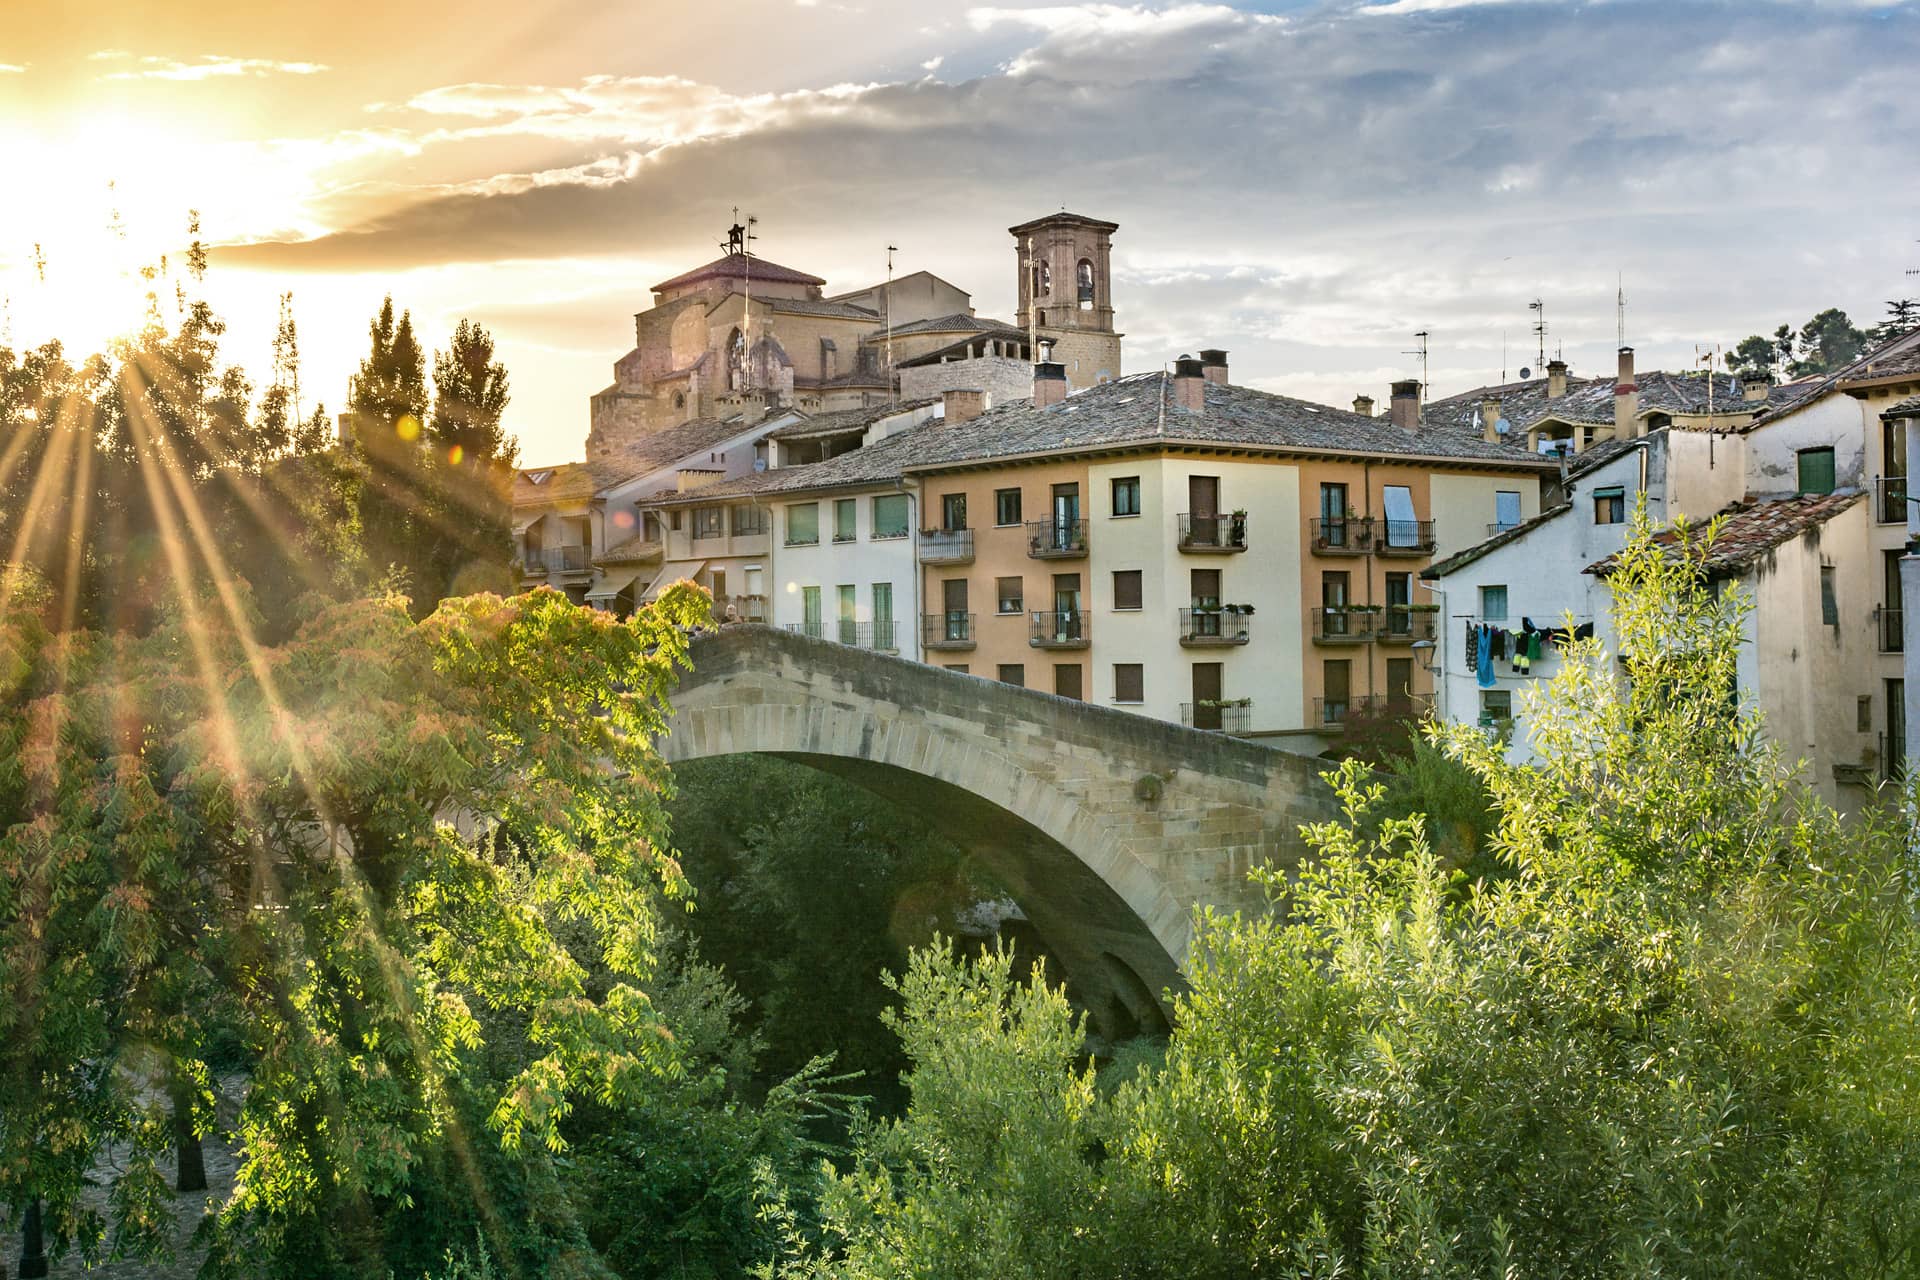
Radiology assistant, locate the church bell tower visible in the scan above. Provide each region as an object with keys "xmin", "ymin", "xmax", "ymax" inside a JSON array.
[{"xmin": 1011, "ymin": 211, "xmax": 1122, "ymax": 390}]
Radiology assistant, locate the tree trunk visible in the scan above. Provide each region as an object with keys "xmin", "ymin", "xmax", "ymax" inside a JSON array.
[
  {"xmin": 173, "ymin": 1076, "xmax": 208, "ymax": 1193},
  {"xmin": 18, "ymin": 1198, "xmax": 47, "ymax": 1279}
]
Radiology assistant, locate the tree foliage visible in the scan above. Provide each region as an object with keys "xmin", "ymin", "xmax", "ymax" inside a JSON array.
[
  {"xmin": 1730, "ymin": 302, "xmax": 1915, "ymax": 381},
  {"xmin": 777, "ymin": 507, "xmax": 1920, "ymax": 1279}
]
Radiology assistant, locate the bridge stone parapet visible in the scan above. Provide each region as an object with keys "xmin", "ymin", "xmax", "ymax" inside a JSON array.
[{"xmin": 662, "ymin": 625, "xmax": 1336, "ymax": 1035}]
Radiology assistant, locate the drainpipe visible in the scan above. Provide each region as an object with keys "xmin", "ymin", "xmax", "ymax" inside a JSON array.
[{"xmin": 1420, "ymin": 581, "xmax": 1448, "ymax": 725}]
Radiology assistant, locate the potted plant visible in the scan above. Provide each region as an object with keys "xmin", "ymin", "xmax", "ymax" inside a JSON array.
[{"xmin": 1229, "ymin": 509, "xmax": 1248, "ymax": 545}]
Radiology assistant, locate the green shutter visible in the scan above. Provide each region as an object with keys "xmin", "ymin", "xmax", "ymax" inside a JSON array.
[{"xmin": 1798, "ymin": 448, "xmax": 1836, "ymax": 496}]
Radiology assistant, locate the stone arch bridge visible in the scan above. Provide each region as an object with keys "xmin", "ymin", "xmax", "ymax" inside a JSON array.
[{"xmin": 662, "ymin": 625, "xmax": 1337, "ymax": 1037}]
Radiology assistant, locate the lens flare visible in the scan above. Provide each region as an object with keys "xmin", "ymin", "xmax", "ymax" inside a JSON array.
[{"xmin": 396, "ymin": 414, "xmax": 421, "ymax": 442}]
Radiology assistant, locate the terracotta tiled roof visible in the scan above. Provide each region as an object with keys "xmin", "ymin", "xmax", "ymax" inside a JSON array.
[
  {"xmin": 1840, "ymin": 328, "xmax": 1920, "ymax": 385},
  {"xmin": 651, "ymin": 253, "xmax": 826, "ymax": 294},
  {"xmin": 1423, "ymin": 502, "xmax": 1575, "ymax": 580},
  {"xmin": 595, "ymin": 535, "xmax": 663, "ymax": 564},
  {"xmin": 765, "ymin": 296, "xmax": 878, "ymax": 321},
  {"xmin": 514, "ymin": 414, "xmax": 781, "ymax": 509},
  {"xmin": 1425, "ymin": 369, "xmax": 1797, "ymax": 436},
  {"xmin": 1585, "ymin": 490, "xmax": 1865, "ymax": 579},
  {"xmin": 766, "ymin": 399, "xmax": 939, "ymax": 442},
  {"xmin": 879, "ymin": 313, "xmax": 1024, "ymax": 339},
  {"xmin": 1881, "ymin": 393, "xmax": 1920, "ymax": 420}
]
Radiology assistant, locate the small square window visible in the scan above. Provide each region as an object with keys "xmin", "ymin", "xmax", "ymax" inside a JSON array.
[
  {"xmin": 1112, "ymin": 569, "xmax": 1143, "ymax": 610},
  {"xmin": 1798, "ymin": 447, "xmax": 1836, "ymax": 496},
  {"xmin": 998, "ymin": 663, "xmax": 1025, "ymax": 687},
  {"xmin": 995, "ymin": 488, "xmax": 1023, "ymax": 526},
  {"xmin": 669, "ymin": 509, "xmax": 683, "ymax": 531},
  {"xmin": 1111, "ymin": 476, "xmax": 1141, "ymax": 517},
  {"xmin": 996, "ymin": 576, "xmax": 1024, "ymax": 614},
  {"xmin": 1114, "ymin": 663, "xmax": 1144, "ymax": 703},
  {"xmin": 1593, "ymin": 486, "xmax": 1625, "ymax": 525},
  {"xmin": 833, "ymin": 498, "xmax": 857, "ymax": 543},
  {"xmin": 1480, "ymin": 584, "xmax": 1508, "ymax": 622},
  {"xmin": 1481, "ymin": 689, "xmax": 1512, "ymax": 725},
  {"xmin": 1055, "ymin": 663, "xmax": 1083, "ymax": 700}
]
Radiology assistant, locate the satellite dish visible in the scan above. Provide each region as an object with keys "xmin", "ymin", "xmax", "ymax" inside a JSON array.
[
  {"xmin": 752, "ymin": 459, "xmax": 768, "ymax": 472},
  {"xmin": 1495, "ymin": 417, "xmax": 1512, "ymax": 435},
  {"xmin": 1518, "ymin": 366, "xmax": 1532, "ymax": 380}
]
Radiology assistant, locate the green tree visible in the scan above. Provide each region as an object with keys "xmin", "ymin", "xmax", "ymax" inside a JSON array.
[
  {"xmin": 1728, "ymin": 331, "xmax": 1777, "ymax": 382},
  {"xmin": 1865, "ymin": 298, "xmax": 1920, "ymax": 348},
  {"xmin": 348, "ymin": 295, "xmax": 429, "ymax": 433},
  {"xmin": 431, "ymin": 319, "xmax": 515, "ymax": 465},
  {"xmin": 1793, "ymin": 306, "xmax": 1867, "ymax": 376}
]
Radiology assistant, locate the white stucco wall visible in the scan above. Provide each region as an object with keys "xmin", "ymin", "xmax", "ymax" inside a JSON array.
[
  {"xmin": 1429, "ymin": 472, "xmax": 1543, "ymax": 559},
  {"xmin": 1087, "ymin": 456, "xmax": 1302, "ymax": 732},
  {"xmin": 1743, "ymin": 391, "xmax": 1865, "ymax": 498},
  {"xmin": 769, "ymin": 485, "xmax": 921, "ymax": 657}
]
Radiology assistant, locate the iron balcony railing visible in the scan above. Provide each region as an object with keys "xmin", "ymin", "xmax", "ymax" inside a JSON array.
[
  {"xmin": 1181, "ymin": 701, "xmax": 1252, "ymax": 734},
  {"xmin": 1026, "ymin": 518, "xmax": 1089, "ymax": 558},
  {"xmin": 1486, "ymin": 521, "xmax": 1523, "ymax": 537},
  {"xmin": 1029, "ymin": 610, "xmax": 1090, "ymax": 649},
  {"xmin": 1309, "ymin": 517, "xmax": 1371, "ymax": 555},
  {"xmin": 1178, "ymin": 608, "xmax": 1251, "ymax": 646},
  {"xmin": 1877, "ymin": 605, "xmax": 1905, "ymax": 654},
  {"xmin": 1314, "ymin": 693, "xmax": 1431, "ymax": 729},
  {"xmin": 1313, "ymin": 605, "xmax": 1376, "ymax": 644},
  {"xmin": 1375, "ymin": 519, "xmax": 1437, "ymax": 556},
  {"xmin": 918, "ymin": 529, "xmax": 975, "ymax": 564},
  {"xmin": 1377, "ymin": 606, "xmax": 1439, "ymax": 644},
  {"xmin": 1178, "ymin": 512, "xmax": 1248, "ymax": 553},
  {"xmin": 712, "ymin": 594, "xmax": 769, "ymax": 624},
  {"xmin": 1876, "ymin": 476, "xmax": 1909, "ymax": 524},
  {"xmin": 785, "ymin": 618, "xmax": 898, "ymax": 650},
  {"xmin": 922, "ymin": 611, "xmax": 977, "ymax": 650},
  {"xmin": 525, "ymin": 545, "xmax": 591, "ymax": 573}
]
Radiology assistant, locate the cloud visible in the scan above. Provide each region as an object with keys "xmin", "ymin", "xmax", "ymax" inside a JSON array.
[{"xmin": 100, "ymin": 54, "xmax": 329, "ymax": 82}]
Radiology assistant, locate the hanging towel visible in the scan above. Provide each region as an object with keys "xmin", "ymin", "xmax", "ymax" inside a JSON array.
[{"xmin": 1476, "ymin": 625, "xmax": 1496, "ymax": 689}]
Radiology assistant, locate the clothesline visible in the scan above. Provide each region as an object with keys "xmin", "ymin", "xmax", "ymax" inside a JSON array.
[{"xmin": 1464, "ymin": 616, "xmax": 1597, "ymax": 689}]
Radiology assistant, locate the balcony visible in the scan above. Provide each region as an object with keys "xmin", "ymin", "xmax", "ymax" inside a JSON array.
[
  {"xmin": 1314, "ymin": 693, "xmax": 1431, "ymax": 730},
  {"xmin": 1312, "ymin": 605, "xmax": 1376, "ymax": 645},
  {"xmin": 521, "ymin": 545, "xmax": 591, "ymax": 575},
  {"xmin": 1376, "ymin": 605, "xmax": 1439, "ymax": 645},
  {"xmin": 919, "ymin": 528, "xmax": 975, "ymax": 565},
  {"xmin": 794, "ymin": 618, "xmax": 899, "ymax": 651},
  {"xmin": 1375, "ymin": 519, "xmax": 1437, "ymax": 557},
  {"xmin": 1178, "ymin": 512, "xmax": 1248, "ymax": 553},
  {"xmin": 1178, "ymin": 608, "xmax": 1251, "ymax": 647},
  {"xmin": 713, "ymin": 594, "xmax": 769, "ymax": 624},
  {"xmin": 1876, "ymin": 604, "xmax": 1904, "ymax": 654},
  {"xmin": 1029, "ymin": 610, "xmax": 1090, "ymax": 649},
  {"xmin": 1877, "ymin": 476, "xmax": 1909, "ymax": 524},
  {"xmin": 1181, "ymin": 700, "xmax": 1252, "ymax": 734},
  {"xmin": 1309, "ymin": 517, "xmax": 1372, "ymax": 556},
  {"xmin": 1485, "ymin": 521, "xmax": 1523, "ymax": 537},
  {"xmin": 1026, "ymin": 518, "xmax": 1088, "ymax": 559},
  {"xmin": 922, "ymin": 612, "xmax": 977, "ymax": 651}
]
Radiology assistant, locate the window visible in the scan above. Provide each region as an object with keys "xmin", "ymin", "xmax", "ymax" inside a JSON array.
[
  {"xmin": 1385, "ymin": 572, "xmax": 1412, "ymax": 636},
  {"xmin": 669, "ymin": 509, "xmax": 683, "ymax": 532},
  {"xmin": 1111, "ymin": 476, "xmax": 1141, "ymax": 517},
  {"xmin": 1381, "ymin": 485, "xmax": 1419, "ymax": 548},
  {"xmin": 785, "ymin": 503, "xmax": 818, "ymax": 546},
  {"xmin": 872, "ymin": 583, "xmax": 895, "ymax": 648},
  {"xmin": 1494, "ymin": 490, "xmax": 1522, "ymax": 532},
  {"xmin": 1593, "ymin": 486, "xmax": 1626, "ymax": 525},
  {"xmin": 941, "ymin": 493, "xmax": 968, "ymax": 531},
  {"xmin": 1319, "ymin": 482, "xmax": 1350, "ymax": 547},
  {"xmin": 801, "ymin": 586, "xmax": 822, "ymax": 639},
  {"xmin": 730, "ymin": 504, "xmax": 767, "ymax": 536},
  {"xmin": 1194, "ymin": 567, "xmax": 1223, "ymax": 609},
  {"xmin": 1077, "ymin": 258, "xmax": 1095, "ymax": 306},
  {"xmin": 995, "ymin": 488, "xmax": 1023, "ymax": 526},
  {"xmin": 1387, "ymin": 657, "xmax": 1414, "ymax": 707},
  {"xmin": 1798, "ymin": 446, "xmax": 1836, "ymax": 496},
  {"xmin": 694, "ymin": 506, "xmax": 725, "ymax": 540},
  {"xmin": 998, "ymin": 663, "xmax": 1026, "ymax": 687},
  {"xmin": 836, "ymin": 584, "xmax": 857, "ymax": 644},
  {"xmin": 1822, "ymin": 566, "xmax": 1839, "ymax": 626},
  {"xmin": 1480, "ymin": 688, "xmax": 1513, "ymax": 726},
  {"xmin": 996, "ymin": 576, "xmax": 1024, "ymax": 614},
  {"xmin": 871, "ymin": 493, "xmax": 910, "ymax": 539},
  {"xmin": 1480, "ymin": 584, "xmax": 1508, "ymax": 621},
  {"xmin": 1114, "ymin": 663, "xmax": 1144, "ymax": 703},
  {"xmin": 1321, "ymin": 659, "xmax": 1350, "ymax": 723},
  {"xmin": 1859, "ymin": 694, "xmax": 1873, "ymax": 733},
  {"xmin": 1055, "ymin": 663, "xmax": 1083, "ymax": 701},
  {"xmin": 1113, "ymin": 570, "xmax": 1143, "ymax": 610},
  {"xmin": 834, "ymin": 498, "xmax": 857, "ymax": 543}
]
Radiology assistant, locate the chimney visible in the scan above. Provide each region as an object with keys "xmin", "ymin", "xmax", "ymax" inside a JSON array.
[
  {"xmin": 1480, "ymin": 396, "xmax": 1502, "ymax": 443},
  {"xmin": 1743, "ymin": 377, "xmax": 1768, "ymax": 403},
  {"xmin": 943, "ymin": 388, "xmax": 988, "ymax": 423},
  {"xmin": 1547, "ymin": 358, "xmax": 1568, "ymax": 399},
  {"xmin": 1389, "ymin": 378, "xmax": 1420, "ymax": 431},
  {"xmin": 1607, "ymin": 346, "xmax": 1637, "ymax": 440},
  {"xmin": 1033, "ymin": 360, "xmax": 1068, "ymax": 408},
  {"xmin": 1199, "ymin": 348, "xmax": 1230, "ymax": 385},
  {"xmin": 1352, "ymin": 394, "xmax": 1375, "ymax": 417},
  {"xmin": 1172, "ymin": 354, "xmax": 1206, "ymax": 413}
]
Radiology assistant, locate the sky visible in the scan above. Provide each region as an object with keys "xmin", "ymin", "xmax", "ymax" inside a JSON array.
[{"xmin": 2, "ymin": 0, "xmax": 1917, "ymax": 464}]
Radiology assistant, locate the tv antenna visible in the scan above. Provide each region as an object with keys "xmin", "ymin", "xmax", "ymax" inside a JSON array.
[
  {"xmin": 1528, "ymin": 298, "xmax": 1547, "ymax": 372},
  {"xmin": 1616, "ymin": 274, "xmax": 1627, "ymax": 349},
  {"xmin": 886, "ymin": 243, "xmax": 899, "ymax": 405},
  {"xmin": 1907, "ymin": 239, "xmax": 1918, "ymax": 277},
  {"xmin": 726, "ymin": 209, "xmax": 759, "ymax": 388},
  {"xmin": 1403, "ymin": 330, "xmax": 1430, "ymax": 410}
]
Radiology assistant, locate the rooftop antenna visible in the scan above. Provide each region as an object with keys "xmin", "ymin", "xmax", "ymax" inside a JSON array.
[
  {"xmin": 1026, "ymin": 236, "xmax": 1040, "ymax": 365},
  {"xmin": 724, "ymin": 208, "xmax": 759, "ymax": 391},
  {"xmin": 886, "ymin": 243, "xmax": 898, "ymax": 406},
  {"xmin": 1696, "ymin": 343, "xmax": 1720, "ymax": 417},
  {"xmin": 1403, "ymin": 329, "xmax": 1430, "ymax": 410},
  {"xmin": 1501, "ymin": 330, "xmax": 1507, "ymax": 384},
  {"xmin": 1528, "ymin": 298, "xmax": 1547, "ymax": 374},
  {"xmin": 1616, "ymin": 273, "xmax": 1627, "ymax": 349},
  {"xmin": 1907, "ymin": 239, "xmax": 1918, "ymax": 277}
]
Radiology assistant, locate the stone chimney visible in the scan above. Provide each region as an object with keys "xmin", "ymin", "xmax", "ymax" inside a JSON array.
[
  {"xmin": 1743, "ymin": 377, "xmax": 1769, "ymax": 403},
  {"xmin": 1613, "ymin": 346, "xmax": 1639, "ymax": 439},
  {"xmin": 1172, "ymin": 355, "xmax": 1206, "ymax": 413},
  {"xmin": 1353, "ymin": 394, "xmax": 1375, "ymax": 417},
  {"xmin": 1480, "ymin": 396, "xmax": 1502, "ymax": 443},
  {"xmin": 1547, "ymin": 358, "xmax": 1568, "ymax": 399},
  {"xmin": 943, "ymin": 388, "xmax": 988, "ymax": 423},
  {"xmin": 1389, "ymin": 379, "xmax": 1420, "ymax": 431},
  {"xmin": 1033, "ymin": 360, "xmax": 1068, "ymax": 408},
  {"xmin": 1199, "ymin": 348, "xmax": 1230, "ymax": 385}
]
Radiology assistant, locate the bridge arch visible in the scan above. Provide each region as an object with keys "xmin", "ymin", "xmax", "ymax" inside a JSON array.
[{"xmin": 662, "ymin": 626, "xmax": 1335, "ymax": 1034}]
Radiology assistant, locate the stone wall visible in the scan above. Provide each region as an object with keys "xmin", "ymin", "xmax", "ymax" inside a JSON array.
[{"xmin": 899, "ymin": 355, "xmax": 1037, "ymax": 408}]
